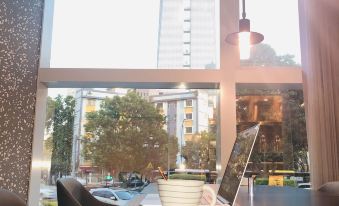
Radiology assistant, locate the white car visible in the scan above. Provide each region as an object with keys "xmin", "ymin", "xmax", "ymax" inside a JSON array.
[
  {"xmin": 298, "ymin": 182, "xmax": 311, "ymax": 189},
  {"xmin": 40, "ymin": 188, "xmax": 57, "ymax": 200},
  {"xmin": 89, "ymin": 188, "xmax": 133, "ymax": 206}
]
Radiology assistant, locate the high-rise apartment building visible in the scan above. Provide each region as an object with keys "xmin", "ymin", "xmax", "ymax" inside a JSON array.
[{"xmin": 157, "ymin": 0, "xmax": 218, "ymax": 68}]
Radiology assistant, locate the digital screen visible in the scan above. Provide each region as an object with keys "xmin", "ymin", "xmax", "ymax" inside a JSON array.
[{"xmin": 217, "ymin": 124, "xmax": 260, "ymax": 205}]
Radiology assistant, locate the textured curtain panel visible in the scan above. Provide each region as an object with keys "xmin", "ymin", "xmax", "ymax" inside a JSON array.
[{"xmin": 299, "ymin": 0, "xmax": 339, "ymax": 189}]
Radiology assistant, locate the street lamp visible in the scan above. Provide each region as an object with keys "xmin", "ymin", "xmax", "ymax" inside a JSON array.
[{"xmin": 180, "ymin": 118, "xmax": 187, "ymax": 168}]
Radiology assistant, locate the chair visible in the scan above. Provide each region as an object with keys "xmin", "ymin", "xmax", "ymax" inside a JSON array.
[
  {"xmin": 57, "ymin": 178, "xmax": 116, "ymax": 206},
  {"xmin": 0, "ymin": 188, "xmax": 26, "ymax": 206},
  {"xmin": 318, "ymin": 181, "xmax": 339, "ymax": 195}
]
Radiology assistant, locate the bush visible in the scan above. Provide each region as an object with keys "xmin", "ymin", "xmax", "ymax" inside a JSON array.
[
  {"xmin": 41, "ymin": 200, "xmax": 58, "ymax": 206},
  {"xmin": 169, "ymin": 174, "xmax": 206, "ymax": 181},
  {"xmin": 283, "ymin": 179, "xmax": 297, "ymax": 187},
  {"xmin": 255, "ymin": 178, "xmax": 269, "ymax": 185}
]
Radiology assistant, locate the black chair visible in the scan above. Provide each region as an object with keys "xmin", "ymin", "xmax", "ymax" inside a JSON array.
[
  {"xmin": 318, "ymin": 181, "xmax": 339, "ymax": 195},
  {"xmin": 0, "ymin": 188, "xmax": 26, "ymax": 206},
  {"xmin": 57, "ymin": 178, "xmax": 116, "ymax": 206}
]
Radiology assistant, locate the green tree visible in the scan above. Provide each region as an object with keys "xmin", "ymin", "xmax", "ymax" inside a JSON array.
[
  {"xmin": 50, "ymin": 95, "xmax": 75, "ymax": 179},
  {"xmin": 241, "ymin": 43, "xmax": 298, "ymax": 66},
  {"xmin": 83, "ymin": 92, "xmax": 178, "ymax": 176},
  {"xmin": 45, "ymin": 96, "xmax": 56, "ymax": 133},
  {"xmin": 182, "ymin": 131, "xmax": 216, "ymax": 171}
]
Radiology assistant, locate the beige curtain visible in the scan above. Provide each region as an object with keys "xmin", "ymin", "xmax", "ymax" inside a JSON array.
[{"xmin": 299, "ymin": 0, "xmax": 339, "ymax": 189}]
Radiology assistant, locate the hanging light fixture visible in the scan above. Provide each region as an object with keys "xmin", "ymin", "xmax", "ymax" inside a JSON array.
[{"xmin": 226, "ymin": 0, "xmax": 264, "ymax": 59}]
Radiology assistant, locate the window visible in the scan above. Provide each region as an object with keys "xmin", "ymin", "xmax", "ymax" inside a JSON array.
[
  {"xmin": 39, "ymin": 88, "xmax": 219, "ymax": 206},
  {"xmin": 31, "ymin": 0, "xmax": 306, "ymax": 205},
  {"xmin": 87, "ymin": 99, "xmax": 96, "ymax": 106},
  {"xmin": 156, "ymin": 102, "xmax": 163, "ymax": 109},
  {"xmin": 183, "ymin": 21, "xmax": 191, "ymax": 32},
  {"xmin": 183, "ymin": 44, "xmax": 191, "ymax": 55},
  {"xmin": 185, "ymin": 99, "xmax": 193, "ymax": 107},
  {"xmin": 185, "ymin": 127, "xmax": 193, "ymax": 134},
  {"xmin": 183, "ymin": 33, "xmax": 191, "ymax": 43},
  {"xmin": 186, "ymin": 113, "xmax": 193, "ymax": 120},
  {"xmin": 240, "ymin": 0, "xmax": 301, "ymax": 67},
  {"xmin": 236, "ymin": 86, "xmax": 310, "ymax": 185},
  {"xmin": 183, "ymin": 55, "xmax": 191, "ymax": 67},
  {"xmin": 48, "ymin": 0, "xmax": 219, "ymax": 69}
]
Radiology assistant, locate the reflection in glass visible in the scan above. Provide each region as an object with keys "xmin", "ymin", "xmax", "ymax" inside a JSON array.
[{"xmin": 236, "ymin": 88, "xmax": 309, "ymax": 187}]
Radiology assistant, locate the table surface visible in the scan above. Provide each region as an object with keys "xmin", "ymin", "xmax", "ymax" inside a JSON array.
[
  {"xmin": 133, "ymin": 185, "xmax": 339, "ymax": 206},
  {"xmin": 234, "ymin": 186, "xmax": 339, "ymax": 206}
]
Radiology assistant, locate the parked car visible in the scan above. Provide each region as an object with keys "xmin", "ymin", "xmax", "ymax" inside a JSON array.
[
  {"xmin": 126, "ymin": 179, "xmax": 144, "ymax": 188},
  {"xmin": 40, "ymin": 188, "xmax": 57, "ymax": 200},
  {"xmin": 298, "ymin": 182, "xmax": 311, "ymax": 189},
  {"xmin": 89, "ymin": 188, "xmax": 133, "ymax": 206}
]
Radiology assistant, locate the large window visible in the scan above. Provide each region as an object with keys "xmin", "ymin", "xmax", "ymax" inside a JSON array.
[
  {"xmin": 239, "ymin": 0, "xmax": 301, "ymax": 67},
  {"xmin": 39, "ymin": 88, "xmax": 219, "ymax": 206},
  {"xmin": 49, "ymin": 0, "xmax": 220, "ymax": 69},
  {"xmin": 30, "ymin": 0, "xmax": 307, "ymax": 205},
  {"xmin": 236, "ymin": 86, "xmax": 309, "ymax": 187}
]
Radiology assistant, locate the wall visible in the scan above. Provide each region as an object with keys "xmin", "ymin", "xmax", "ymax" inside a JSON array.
[{"xmin": 0, "ymin": 0, "xmax": 44, "ymax": 201}]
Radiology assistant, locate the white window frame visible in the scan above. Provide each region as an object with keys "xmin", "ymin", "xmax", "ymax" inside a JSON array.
[
  {"xmin": 28, "ymin": 0, "xmax": 303, "ymax": 205},
  {"xmin": 185, "ymin": 127, "xmax": 193, "ymax": 134},
  {"xmin": 185, "ymin": 113, "xmax": 193, "ymax": 120},
  {"xmin": 185, "ymin": 99, "xmax": 193, "ymax": 107}
]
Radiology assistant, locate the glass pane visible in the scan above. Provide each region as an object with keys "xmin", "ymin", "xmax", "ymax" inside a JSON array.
[
  {"xmin": 236, "ymin": 86, "xmax": 310, "ymax": 189},
  {"xmin": 40, "ymin": 88, "xmax": 219, "ymax": 205},
  {"xmin": 50, "ymin": 0, "xmax": 220, "ymax": 69},
  {"xmin": 239, "ymin": 0, "xmax": 301, "ymax": 67}
]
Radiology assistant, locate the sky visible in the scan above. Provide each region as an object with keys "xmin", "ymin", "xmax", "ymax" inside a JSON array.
[
  {"xmin": 246, "ymin": 0, "xmax": 301, "ymax": 63},
  {"xmin": 48, "ymin": 0, "xmax": 301, "ymax": 96}
]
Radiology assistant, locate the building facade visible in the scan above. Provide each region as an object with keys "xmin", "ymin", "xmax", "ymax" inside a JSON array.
[{"xmin": 157, "ymin": 0, "xmax": 218, "ymax": 68}]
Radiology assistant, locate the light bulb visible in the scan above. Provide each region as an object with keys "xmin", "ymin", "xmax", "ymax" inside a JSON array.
[{"xmin": 239, "ymin": 32, "xmax": 251, "ymax": 60}]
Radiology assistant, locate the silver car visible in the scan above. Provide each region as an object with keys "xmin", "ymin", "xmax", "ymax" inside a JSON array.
[{"xmin": 89, "ymin": 188, "xmax": 133, "ymax": 206}]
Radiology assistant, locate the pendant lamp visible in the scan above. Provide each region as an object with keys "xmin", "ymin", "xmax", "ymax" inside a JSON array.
[{"xmin": 226, "ymin": 0, "xmax": 264, "ymax": 59}]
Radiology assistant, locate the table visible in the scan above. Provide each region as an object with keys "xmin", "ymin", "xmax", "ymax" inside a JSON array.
[
  {"xmin": 234, "ymin": 186, "xmax": 339, "ymax": 206},
  {"xmin": 135, "ymin": 186, "xmax": 339, "ymax": 206}
]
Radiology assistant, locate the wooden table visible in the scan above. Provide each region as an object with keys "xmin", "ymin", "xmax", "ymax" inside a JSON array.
[{"xmin": 132, "ymin": 186, "xmax": 339, "ymax": 206}]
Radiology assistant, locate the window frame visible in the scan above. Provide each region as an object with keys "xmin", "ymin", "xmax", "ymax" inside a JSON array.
[
  {"xmin": 28, "ymin": 0, "xmax": 303, "ymax": 205},
  {"xmin": 185, "ymin": 126, "xmax": 193, "ymax": 134},
  {"xmin": 185, "ymin": 113, "xmax": 193, "ymax": 120}
]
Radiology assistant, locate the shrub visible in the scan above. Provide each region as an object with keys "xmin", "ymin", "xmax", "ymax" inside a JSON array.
[
  {"xmin": 255, "ymin": 178, "xmax": 269, "ymax": 185},
  {"xmin": 169, "ymin": 174, "xmax": 206, "ymax": 181},
  {"xmin": 283, "ymin": 179, "xmax": 297, "ymax": 187},
  {"xmin": 41, "ymin": 200, "xmax": 58, "ymax": 206}
]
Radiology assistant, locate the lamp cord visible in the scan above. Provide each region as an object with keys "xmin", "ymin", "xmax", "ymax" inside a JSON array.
[{"xmin": 242, "ymin": 0, "xmax": 246, "ymax": 19}]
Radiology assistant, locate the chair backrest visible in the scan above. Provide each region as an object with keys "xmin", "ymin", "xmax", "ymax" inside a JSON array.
[
  {"xmin": 0, "ymin": 189, "xmax": 26, "ymax": 206},
  {"xmin": 57, "ymin": 178, "xmax": 114, "ymax": 206},
  {"xmin": 57, "ymin": 178, "xmax": 85, "ymax": 206},
  {"xmin": 318, "ymin": 181, "xmax": 339, "ymax": 195}
]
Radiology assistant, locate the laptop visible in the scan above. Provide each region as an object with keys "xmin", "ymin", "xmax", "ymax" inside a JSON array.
[{"xmin": 214, "ymin": 124, "xmax": 260, "ymax": 206}]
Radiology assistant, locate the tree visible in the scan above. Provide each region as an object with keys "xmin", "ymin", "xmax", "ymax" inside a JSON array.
[
  {"xmin": 241, "ymin": 43, "xmax": 298, "ymax": 67},
  {"xmin": 50, "ymin": 95, "xmax": 75, "ymax": 179},
  {"xmin": 45, "ymin": 96, "xmax": 56, "ymax": 133},
  {"xmin": 83, "ymin": 92, "xmax": 178, "ymax": 176},
  {"xmin": 182, "ymin": 131, "xmax": 216, "ymax": 171}
]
